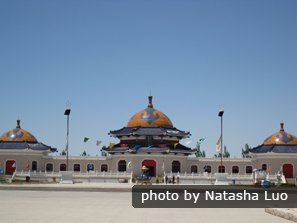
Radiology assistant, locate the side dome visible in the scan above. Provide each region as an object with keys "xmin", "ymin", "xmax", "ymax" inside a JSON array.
[
  {"xmin": 127, "ymin": 96, "xmax": 173, "ymax": 128},
  {"xmin": 263, "ymin": 122, "xmax": 297, "ymax": 145},
  {"xmin": 0, "ymin": 120, "xmax": 37, "ymax": 143}
]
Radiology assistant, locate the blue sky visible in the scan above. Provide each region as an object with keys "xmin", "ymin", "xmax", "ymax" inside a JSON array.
[{"xmin": 0, "ymin": 0, "xmax": 296, "ymax": 157}]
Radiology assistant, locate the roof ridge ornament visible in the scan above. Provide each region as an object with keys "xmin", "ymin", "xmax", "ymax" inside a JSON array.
[
  {"xmin": 16, "ymin": 119, "xmax": 21, "ymax": 128},
  {"xmin": 148, "ymin": 96, "xmax": 153, "ymax": 108},
  {"xmin": 280, "ymin": 122, "xmax": 284, "ymax": 132}
]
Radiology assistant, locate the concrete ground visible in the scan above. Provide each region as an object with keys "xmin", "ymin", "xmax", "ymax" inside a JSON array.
[{"xmin": 0, "ymin": 190, "xmax": 292, "ymax": 223}]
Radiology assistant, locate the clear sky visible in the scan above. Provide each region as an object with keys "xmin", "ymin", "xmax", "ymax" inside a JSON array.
[{"xmin": 0, "ymin": 0, "xmax": 296, "ymax": 157}]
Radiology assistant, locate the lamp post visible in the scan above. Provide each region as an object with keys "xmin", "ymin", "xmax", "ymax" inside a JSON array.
[
  {"xmin": 218, "ymin": 109, "xmax": 224, "ymax": 172},
  {"xmin": 64, "ymin": 107, "xmax": 71, "ymax": 171}
]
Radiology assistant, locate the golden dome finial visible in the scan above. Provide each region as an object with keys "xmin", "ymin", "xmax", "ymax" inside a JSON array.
[
  {"xmin": 280, "ymin": 122, "xmax": 284, "ymax": 132},
  {"xmin": 148, "ymin": 96, "xmax": 153, "ymax": 108},
  {"xmin": 16, "ymin": 119, "xmax": 21, "ymax": 128},
  {"xmin": 263, "ymin": 122, "xmax": 297, "ymax": 145},
  {"xmin": 127, "ymin": 96, "xmax": 173, "ymax": 128}
]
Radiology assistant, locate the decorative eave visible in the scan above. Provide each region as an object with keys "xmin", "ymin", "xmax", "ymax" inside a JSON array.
[
  {"xmin": 109, "ymin": 126, "xmax": 191, "ymax": 138},
  {"xmin": 249, "ymin": 144, "xmax": 297, "ymax": 154},
  {"xmin": 0, "ymin": 141, "xmax": 57, "ymax": 153},
  {"xmin": 102, "ymin": 143, "xmax": 196, "ymax": 155}
]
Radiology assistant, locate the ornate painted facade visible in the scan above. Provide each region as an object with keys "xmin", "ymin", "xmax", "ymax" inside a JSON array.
[{"xmin": 104, "ymin": 96, "xmax": 193, "ymax": 156}]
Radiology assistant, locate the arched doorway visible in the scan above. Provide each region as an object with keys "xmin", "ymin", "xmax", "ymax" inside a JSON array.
[
  {"xmin": 101, "ymin": 164, "xmax": 108, "ymax": 172},
  {"xmin": 73, "ymin": 164, "xmax": 81, "ymax": 172},
  {"xmin": 87, "ymin": 163, "xmax": 95, "ymax": 172},
  {"xmin": 246, "ymin": 166, "xmax": 253, "ymax": 174},
  {"xmin": 32, "ymin": 161, "xmax": 37, "ymax": 171},
  {"xmin": 232, "ymin": 166, "xmax": 239, "ymax": 174},
  {"xmin": 191, "ymin": 165, "xmax": 198, "ymax": 173},
  {"xmin": 46, "ymin": 163, "xmax": 53, "ymax": 172},
  {"xmin": 5, "ymin": 160, "xmax": 16, "ymax": 175},
  {"xmin": 142, "ymin": 160, "xmax": 156, "ymax": 177},
  {"xmin": 204, "ymin": 165, "xmax": 211, "ymax": 173},
  {"xmin": 172, "ymin": 161, "xmax": 181, "ymax": 173},
  {"xmin": 283, "ymin": 164, "xmax": 293, "ymax": 178},
  {"xmin": 118, "ymin": 160, "xmax": 126, "ymax": 172},
  {"xmin": 218, "ymin": 165, "xmax": 225, "ymax": 173},
  {"xmin": 60, "ymin": 164, "xmax": 66, "ymax": 171}
]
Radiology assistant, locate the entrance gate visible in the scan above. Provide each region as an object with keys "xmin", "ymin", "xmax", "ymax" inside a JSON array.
[
  {"xmin": 142, "ymin": 160, "xmax": 156, "ymax": 177},
  {"xmin": 283, "ymin": 164, "xmax": 293, "ymax": 178},
  {"xmin": 5, "ymin": 160, "xmax": 16, "ymax": 175}
]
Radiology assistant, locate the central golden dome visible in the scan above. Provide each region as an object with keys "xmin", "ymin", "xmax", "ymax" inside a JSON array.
[
  {"xmin": 0, "ymin": 120, "xmax": 37, "ymax": 143},
  {"xmin": 263, "ymin": 122, "xmax": 297, "ymax": 145},
  {"xmin": 127, "ymin": 96, "xmax": 173, "ymax": 128}
]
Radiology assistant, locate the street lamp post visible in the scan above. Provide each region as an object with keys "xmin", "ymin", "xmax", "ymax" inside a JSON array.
[
  {"xmin": 64, "ymin": 107, "xmax": 71, "ymax": 171},
  {"xmin": 218, "ymin": 109, "xmax": 224, "ymax": 172}
]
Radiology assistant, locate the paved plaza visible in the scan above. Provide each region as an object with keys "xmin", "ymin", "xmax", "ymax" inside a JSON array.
[{"xmin": 0, "ymin": 190, "xmax": 292, "ymax": 223}]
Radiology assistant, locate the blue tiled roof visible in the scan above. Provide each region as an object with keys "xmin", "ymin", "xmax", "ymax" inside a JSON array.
[
  {"xmin": 0, "ymin": 141, "xmax": 57, "ymax": 152},
  {"xmin": 109, "ymin": 126, "xmax": 190, "ymax": 138},
  {"xmin": 249, "ymin": 144, "xmax": 297, "ymax": 153},
  {"xmin": 102, "ymin": 143, "xmax": 195, "ymax": 154}
]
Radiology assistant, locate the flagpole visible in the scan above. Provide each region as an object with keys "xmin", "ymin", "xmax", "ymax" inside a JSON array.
[
  {"xmin": 64, "ymin": 107, "xmax": 71, "ymax": 171},
  {"xmin": 218, "ymin": 109, "xmax": 224, "ymax": 171},
  {"xmin": 221, "ymin": 113, "xmax": 223, "ymax": 168}
]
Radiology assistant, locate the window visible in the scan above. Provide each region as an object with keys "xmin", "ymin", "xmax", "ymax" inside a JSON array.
[
  {"xmin": 246, "ymin": 166, "xmax": 253, "ymax": 174},
  {"xmin": 60, "ymin": 164, "xmax": 66, "ymax": 171},
  {"xmin": 172, "ymin": 161, "xmax": 180, "ymax": 173},
  {"xmin": 101, "ymin": 164, "xmax": 108, "ymax": 172},
  {"xmin": 218, "ymin": 165, "xmax": 225, "ymax": 173},
  {"xmin": 118, "ymin": 160, "xmax": 126, "ymax": 172},
  {"xmin": 191, "ymin": 165, "xmax": 198, "ymax": 173},
  {"xmin": 87, "ymin": 164, "xmax": 94, "ymax": 172},
  {"xmin": 46, "ymin": 163, "xmax": 53, "ymax": 172},
  {"xmin": 32, "ymin": 161, "xmax": 37, "ymax": 171},
  {"xmin": 232, "ymin": 166, "xmax": 239, "ymax": 174},
  {"xmin": 203, "ymin": 165, "xmax": 211, "ymax": 173},
  {"xmin": 262, "ymin": 164, "xmax": 267, "ymax": 171},
  {"xmin": 73, "ymin": 164, "xmax": 80, "ymax": 172}
]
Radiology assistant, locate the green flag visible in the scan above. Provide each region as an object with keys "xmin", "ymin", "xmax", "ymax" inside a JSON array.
[{"xmin": 84, "ymin": 137, "xmax": 90, "ymax": 143}]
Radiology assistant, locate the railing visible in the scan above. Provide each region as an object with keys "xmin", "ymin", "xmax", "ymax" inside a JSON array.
[
  {"xmin": 14, "ymin": 170, "xmax": 131, "ymax": 175},
  {"xmin": 12, "ymin": 170, "xmax": 281, "ymax": 185},
  {"xmin": 13, "ymin": 170, "xmax": 132, "ymax": 181},
  {"xmin": 164, "ymin": 172, "xmax": 253, "ymax": 179},
  {"xmin": 15, "ymin": 170, "xmax": 60, "ymax": 177},
  {"xmin": 72, "ymin": 171, "xmax": 131, "ymax": 177}
]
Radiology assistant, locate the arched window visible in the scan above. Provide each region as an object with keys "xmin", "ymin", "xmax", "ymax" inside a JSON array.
[
  {"xmin": 262, "ymin": 164, "xmax": 267, "ymax": 171},
  {"xmin": 73, "ymin": 164, "xmax": 80, "ymax": 172},
  {"xmin": 46, "ymin": 163, "xmax": 53, "ymax": 172},
  {"xmin": 118, "ymin": 160, "xmax": 126, "ymax": 172},
  {"xmin": 203, "ymin": 165, "xmax": 211, "ymax": 173},
  {"xmin": 246, "ymin": 166, "xmax": 253, "ymax": 174},
  {"xmin": 232, "ymin": 166, "xmax": 239, "ymax": 174},
  {"xmin": 101, "ymin": 164, "xmax": 108, "ymax": 172},
  {"xmin": 172, "ymin": 161, "xmax": 180, "ymax": 173},
  {"xmin": 60, "ymin": 164, "xmax": 66, "ymax": 171},
  {"xmin": 32, "ymin": 161, "xmax": 37, "ymax": 171},
  {"xmin": 218, "ymin": 165, "xmax": 225, "ymax": 173},
  {"xmin": 191, "ymin": 165, "xmax": 198, "ymax": 173},
  {"xmin": 87, "ymin": 164, "xmax": 94, "ymax": 172}
]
